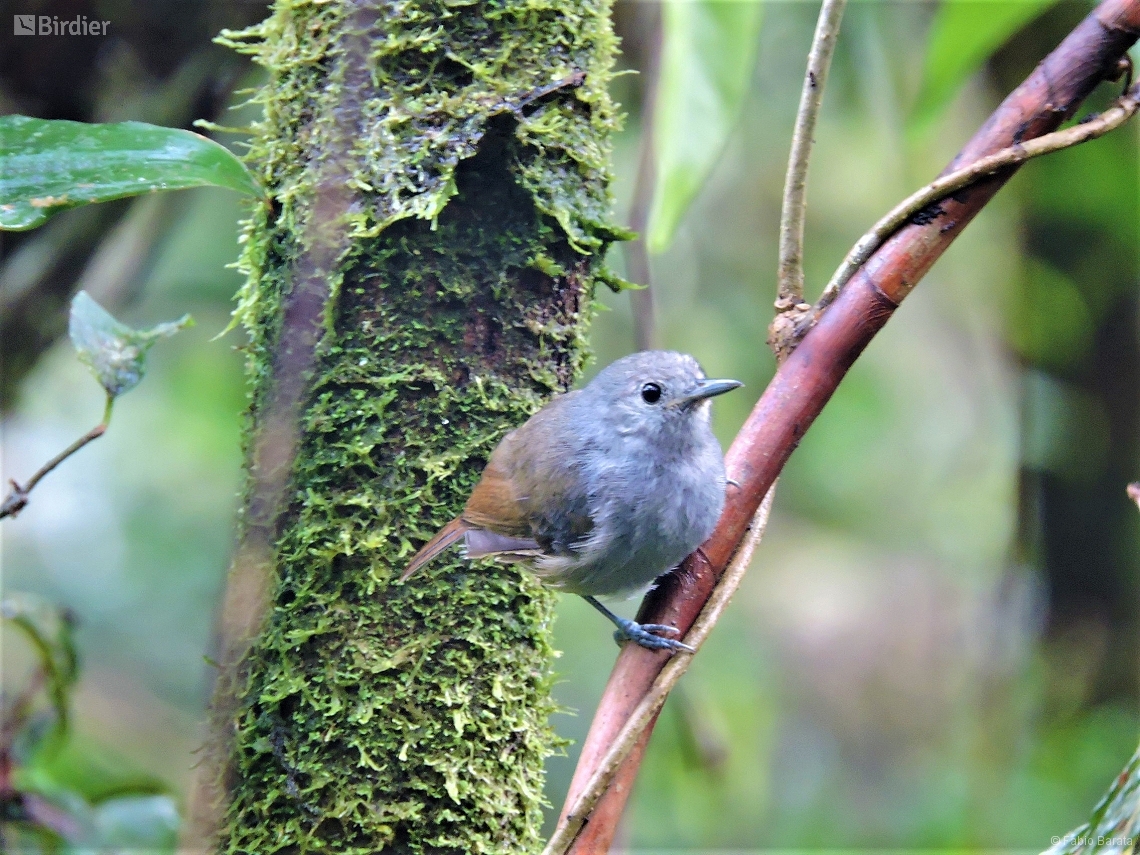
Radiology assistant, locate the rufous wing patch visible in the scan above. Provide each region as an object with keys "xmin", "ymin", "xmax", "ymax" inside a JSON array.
[
  {"xmin": 462, "ymin": 457, "xmax": 532, "ymax": 537},
  {"xmin": 400, "ymin": 517, "xmax": 472, "ymax": 581}
]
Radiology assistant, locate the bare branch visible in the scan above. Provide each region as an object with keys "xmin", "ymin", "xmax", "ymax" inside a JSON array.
[{"xmin": 775, "ymin": 0, "xmax": 847, "ymax": 313}]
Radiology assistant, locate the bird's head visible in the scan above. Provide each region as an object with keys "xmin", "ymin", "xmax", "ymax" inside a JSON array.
[{"xmin": 585, "ymin": 350, "xmax": 742, "ymax": 440}]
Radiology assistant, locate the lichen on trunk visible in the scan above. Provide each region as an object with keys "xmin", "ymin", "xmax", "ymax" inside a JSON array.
[{"xmin": 201, "ymin": 1, "xmax": 627, "ymax": 852}]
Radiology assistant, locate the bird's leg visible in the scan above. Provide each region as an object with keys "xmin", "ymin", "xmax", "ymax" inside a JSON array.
[{"xmin": 581, "ymin": 596, "xmax": 695, "ymax": 654}]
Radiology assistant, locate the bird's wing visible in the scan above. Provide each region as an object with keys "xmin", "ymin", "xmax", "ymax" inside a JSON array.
[
  {"xmin": 461, "ymin": 450, "xmax": 534, "ymax": 537},
  {"xmin": 463, "ymin": 392, "xmax": 594, "ymax": 556},
  {"xmin": 463, "ymin": 529, "xmax": 542, "ymax": 559},
  {"xmin": 400, "ymin": 516, "xmax": 472, "ymax": 581}
]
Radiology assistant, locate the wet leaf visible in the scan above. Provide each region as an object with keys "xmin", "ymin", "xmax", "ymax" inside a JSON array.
[
  {"xmin": 68, "ymin": 291, "xmax": 193, "ymax": 398},
  {"xmin": 0, "ymin": 115, "xmax": 263, "ymax": 231}
]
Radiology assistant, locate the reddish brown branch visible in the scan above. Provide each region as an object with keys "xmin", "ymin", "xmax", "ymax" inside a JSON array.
[
  {"xmin": 816, "ymin": 78, "xmax": 1140, "ymax": 313},
  {"xmin": 556, "ymin": 0, "xmax": 1140, "ymax": 851}
]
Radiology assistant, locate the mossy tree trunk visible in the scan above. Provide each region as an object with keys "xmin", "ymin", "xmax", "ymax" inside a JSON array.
[{"xmin": 191, "ymin": 2, "xmax": 625, "ymax": 852}]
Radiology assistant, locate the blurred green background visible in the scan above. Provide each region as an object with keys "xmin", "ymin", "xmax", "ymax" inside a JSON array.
[{"xmin": 1, "ymin": 0, "xmax": 1137, "ymax": 850}]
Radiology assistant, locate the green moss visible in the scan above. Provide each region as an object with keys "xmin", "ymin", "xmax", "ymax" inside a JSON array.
[{"xmin": 211, "ymin": 1, "xmax": 623, "ymax": 852}]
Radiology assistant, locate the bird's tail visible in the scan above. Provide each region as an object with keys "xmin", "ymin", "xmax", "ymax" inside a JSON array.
[{"xmin": 400, "ymin": 517, "xmax": 471, "ymax": 581}]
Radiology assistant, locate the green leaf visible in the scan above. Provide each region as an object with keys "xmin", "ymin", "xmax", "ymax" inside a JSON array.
[
  {"xmin": 0, "ymin": 115, "xmax": 263, "ymax": 231},
  {"xmin": 646, "ymin": 0, "xmax": 764, "ymax": 254},
  {"xmin": 1, "ymin": 593, "xmax": 79, "ymax": 746},
  {"xmin": 68, "ymin": 291, "xmax": 194, "ymax": 398},
  {"xmin": 910, "ymin": 0, "xmax": 1061, "ymax": 134}
]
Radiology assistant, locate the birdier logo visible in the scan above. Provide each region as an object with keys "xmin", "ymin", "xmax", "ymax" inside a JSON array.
[{"xmin": 13, "ymin": 14, "xmax": 109, "ymax": 35}]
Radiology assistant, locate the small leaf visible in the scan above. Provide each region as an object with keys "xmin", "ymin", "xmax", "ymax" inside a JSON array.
[
  {"xmin": 910, "ymin": 0, "xmax": 1061, "ymax": 134},
  {"xmin": 68, "ymin": 291, "xmax": 193, "ymax": 398},
  {"xmin": 647, "ymin": 1, "xmax": 764, "ymax": 254},
  {"xmin": 0, "ymin": 115, "xmax": 263, "ymax": 231}
]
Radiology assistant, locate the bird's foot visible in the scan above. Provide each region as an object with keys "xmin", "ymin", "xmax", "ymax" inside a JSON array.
[
  {"xmin": 611, "ymin": 619, "xmax": 695, "ymax": 654},
  {"xmin": 582, "ymin": 595, "xmax": 695, "ymax": 654}
]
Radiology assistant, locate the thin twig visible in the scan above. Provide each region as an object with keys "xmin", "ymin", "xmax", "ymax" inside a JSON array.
[
  {"xmin": 776, "ymin": 0, "xmax": 847, "ymax": 312},
  {"xmin": 543, "ymin": 484, "xmax": 778, "ymax": 855},
  {"xmin": 816, "ymin": 82, "xmax": 1140, "ymax": 312},
  {"xmin": 0, "ymin": 393, "xmax": 113, "ymax": 520}
]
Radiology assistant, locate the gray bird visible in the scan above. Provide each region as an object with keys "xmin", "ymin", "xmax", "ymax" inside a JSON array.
[{"xmin": 401, "ymin": 350, "xmax": 741, "ymax": 652}]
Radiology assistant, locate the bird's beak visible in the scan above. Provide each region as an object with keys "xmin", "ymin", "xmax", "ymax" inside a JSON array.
[{"xmin": 670, "ymin": 378, "xmax": 743, "ymax": 408}]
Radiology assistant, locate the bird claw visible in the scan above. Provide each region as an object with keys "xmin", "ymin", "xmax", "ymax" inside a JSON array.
[
  {"xmin": 612, "ymin": 618, "xmax": 694, "ymax": 653},
  {"xmin": 637, "ymin": 623, "xmax": 681, "ymax": 635}
]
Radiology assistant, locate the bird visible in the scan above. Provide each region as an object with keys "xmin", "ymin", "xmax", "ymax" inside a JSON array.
[{"xmin": 400, "ymin": 350, "xmax": 741, "ymax": 653}]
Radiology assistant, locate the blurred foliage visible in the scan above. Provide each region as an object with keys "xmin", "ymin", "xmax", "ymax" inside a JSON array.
[
  {"xmin": 1, "ymin": 0, "xmax": 1137, "ymax": 851},
  {"xmin": 648, "ymin": 0, "xmax": 765, "ymax": 253},
  {"xmin": 2, "ymin": 297, "xmax": 192, "ymax": 850},
  {"xmin": 2, "ymin": 593, "xmax": 78, "ymax": 749},
  {"xmin": 990, "ymin": 0, "xmax": 1140, "ymax": 712},
  {"xmin": 0, "ymin": 0, "xmax": 264, "ymax": 408},
  {"xmin": 911, "ymin": 0, "xmax": 1061, "ymax": 133},
  {"xmin": 1, "ymin": 595, "xmax": 179, "ymax": 853}
]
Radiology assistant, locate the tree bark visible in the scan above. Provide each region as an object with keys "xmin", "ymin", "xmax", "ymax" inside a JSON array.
[{"xmin": 185, "ymin": 2, "xmax": 625, "ymax": 852}]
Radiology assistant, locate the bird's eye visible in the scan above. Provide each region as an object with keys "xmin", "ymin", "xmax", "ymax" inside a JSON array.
[{"xmin": 640, "ymin": 382, "xmax": 663, "ymax": 404}]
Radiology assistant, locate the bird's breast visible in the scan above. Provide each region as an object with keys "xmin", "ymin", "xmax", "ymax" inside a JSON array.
[{"xmin": 539, "ymin": 439, "xmax": 725, "ymax": 597}]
